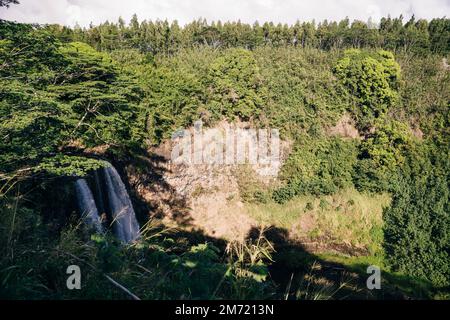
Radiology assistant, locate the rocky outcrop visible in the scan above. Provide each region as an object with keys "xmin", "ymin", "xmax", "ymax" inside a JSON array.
[
  {"xmin": 327, "ymin": 113, "xmax": 361, "ymax": 139},
  {"xmin": 128, "ymin": 120, "xmax": 291, "ymax": 241}
]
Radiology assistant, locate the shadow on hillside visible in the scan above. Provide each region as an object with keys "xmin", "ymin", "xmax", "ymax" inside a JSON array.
[
  {"xmin": 36, "ymin": 155, "xmax": 436, "ymax": 300},
  {"xmin": 60, "ymin": 148, "xmax": 434, "ymax": 300},
  {"xmin": 244, "ymin": 226, "xmax": 429, "ymax": 300},
  {"xmin": 38, "ymin": 146, "xmax": 437, "ymax": 300},
  {"xmin": 113, "ymin": 150, "xmax": 194, "ymax": 227},
  {"xmin": 114, "ymin": 150, "xmax": 434, "ymax": 300},
  {"xmin": 40, "ymin": 149, "xmax": 195, "ymax": 233}
]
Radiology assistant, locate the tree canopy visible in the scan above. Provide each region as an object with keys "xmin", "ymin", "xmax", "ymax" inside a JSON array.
[{"xmin": 0, "ymin": 0, "xmax": 19, "ymax": 8}]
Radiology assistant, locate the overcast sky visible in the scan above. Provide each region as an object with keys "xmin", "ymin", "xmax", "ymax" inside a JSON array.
[{"xmin": 0, "ymin": 0, "xmax": 449, "ymax": 27}]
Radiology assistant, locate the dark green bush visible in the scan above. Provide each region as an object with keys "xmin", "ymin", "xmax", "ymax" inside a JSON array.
[
  {"xmin": 353, "ymin": 119, "xmax": 413, "ymax": 192},
  {"xmin": 383, "ymin": 143, "xmax": 450, "ymax": 286},
  {"xmin": 273, "ymin": 136, "xmax": 358, "ymax": 203},
  {"xmin": 206, "ymin": 48, "xmax": 267, "ymax": 120},
  {"xmin": 334, "ymin": 49, "xmax": 401, "ymax": 130}
]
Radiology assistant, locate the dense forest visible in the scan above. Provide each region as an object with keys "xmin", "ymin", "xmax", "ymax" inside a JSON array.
[
  {"xmin": 48, "ymin": 14, "xmax": 450, "ymax": 55},
  {"xmin": 0, "ymin": 4, "xmax": 449, "ymax": 300}
]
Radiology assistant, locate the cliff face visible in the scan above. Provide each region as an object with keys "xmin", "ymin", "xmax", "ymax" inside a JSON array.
[
  {"xmin": 126, "ymin": 120, "xmax": 292, "ymax": 241},
  {"xmin": 123, "ymin": 117, "xmax": 390, "ymax": 257}
]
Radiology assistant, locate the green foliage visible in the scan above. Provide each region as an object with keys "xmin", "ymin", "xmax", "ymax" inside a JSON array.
[
  {"xmin": 353, "ymin": 119, "xmax": 413, "ymax": 192},
  {"xmin": 428, "ymin": 18, "xmax": 450, "ymax": 54},
  {"xmin": 0, "ymin": 79, "xmax": 70, "ymax": 173},
  {"xmin": 0, "ymin": 24, "xmax": 70, "ymax": 175},
  {"xmin": 0, "ymin": 22, "xmax": 64, "ymax": 81},
  {"xmin": 396, "ymin": 53, "xmax": 450, "ymax": 139},
  {"xmin": 206, "ymin": 48, "xmax": 266, "ymax": 120},
  {"xmin": 223, "ymin": 232, "xmax": 275, "ymax": 299},
  {"xmin": 0, "ymin": 23, "xmax": 145, "ymax": 177},
  {"xmin": 1, "ymin": 18, "xmax": 449, "ymax": 299},
  {"xmin": 383, "ymin": 143, "xmax": 450, "ymax": 286},
  {"xmin": 0, "ymin": 196, "xmax": 275, "ymax": 299},
  {"xmin": 274, "ymin": 137, "xmax": 358, "ymax": 203},
  {"xmin": 255, "ymin": 47, "xmax": 349, "ymax": 138},
  {"xmin": 51, "ymin": 42, "xmax": 144, "ymax": 148},
  {"xmin": 334, "ymin": 49, "xmax": 401, "ymax": 130},
  {"xmin": 46, "ymin": 16, "xmax": 450, "ymax": 56},
  {"xmin": 35, "ymin": 156, "xmax": 106, "ymax": 177},
  {"xmin": 144, "ymin": 65, "xmax": 204, "ymax": 142},
  {"xmin": 141, "ymin": 47, "xmax": 351, "ymax": 143},
  {"xmin": 234, "ymin": 166, "xmax": 272, "ymax": 204},
  {"xmin": 156, "ymin": 242, "xmax": 227, "ymax": 298}
]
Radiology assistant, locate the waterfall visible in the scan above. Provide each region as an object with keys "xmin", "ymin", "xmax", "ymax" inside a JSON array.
[
  {"xmin": 74, "ymin": 179, "xmax": 104, "ymax": 234},
  {"xmin": 103, "ymin": 164, "xmax": 140, "ymax": 243},
  {"xmin": 93, "ymin": 169, "xmax": 106, "ymax": 216},
  {"xmin": 74, "ymin": 162, "xmax": 141, "ymax": 244}
]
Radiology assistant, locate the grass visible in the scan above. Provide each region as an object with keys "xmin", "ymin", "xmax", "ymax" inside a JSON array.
[
  {"xmin": 317, "ymin": 252, "xmax": 442, "ymax": 299},
  {"xmin": 245, "ymin": 188, "xmax": 391, "ymax": 254},
  {"xmin": 292, "ymin": 261, "xmax": 360, "ymax": 300},
  {"xmin": 1, "ymin": 186, "xmax": 442, "ymax": 300}
]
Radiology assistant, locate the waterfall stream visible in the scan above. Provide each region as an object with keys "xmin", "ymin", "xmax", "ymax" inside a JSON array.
[
  {"xmin": 103, "ymin": 164, "xmax": 141, "ymax": 243},
  {"xmin": 74, "ymin": 162, "xmax": 140, "ymax": 243},
  {"xmin": 74, "ymin": 179, "xmax": 104, "ymax": 234},
  {"xmin": 93, "ymin": 169, "xmax": 106, "ymax": 217}
]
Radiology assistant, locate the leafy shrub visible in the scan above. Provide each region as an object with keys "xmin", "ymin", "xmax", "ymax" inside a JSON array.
[
  {"xmin": 255, "ymin": 47, "xmax": 349, "ymax": 139},
  {"xmin": 334, "ymin": 49, "xmax": 401, "ymax": 130},
  {"xmin": 234, "ymin": 166, "xmax": 272, "ymax": 204},
  {"xmin": 206, "ymin": 48, "xmax": 267, "ymax": 120},
  {"xmin": 144, "ymin": 65, "xmax": 204, "ymax": 142},
  {"xmin": 383, "ymin": 143, "xmax": 450, "ymax": 286},
  {"xmin": 0, "ymin": 26, "xmax": 144, "ymax": 177},
  {"xmin": 353, "ymin": 119, "xmax": 413, "ymax": 192},
  {"xmin": 35, "ymin": 155, "xmax": 106, "ymax": 177},
  {"xmin": 274, "ymin": 137, "xmax": 358, "ymax": 203}
]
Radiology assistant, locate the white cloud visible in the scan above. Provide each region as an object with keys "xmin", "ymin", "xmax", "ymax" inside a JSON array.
[{"xmin": 0, "ymin": 0, "xmax": 449, "ymax": 27}]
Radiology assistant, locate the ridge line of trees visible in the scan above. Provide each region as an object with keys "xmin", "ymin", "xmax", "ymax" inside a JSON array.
[{"xmin": 44, "ymin": 15, "xmax": 450, "ymax": 55}]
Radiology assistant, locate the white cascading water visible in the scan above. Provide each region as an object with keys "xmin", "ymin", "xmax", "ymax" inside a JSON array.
[
  {"xmin": 74, "ymin": 178, "xmax": 104, "ymax": 234},
  {"xmin": 103, "ymin": 164, "xmax": 141, "ymax": 243}
]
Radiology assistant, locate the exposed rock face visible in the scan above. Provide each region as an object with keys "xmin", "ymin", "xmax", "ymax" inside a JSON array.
[
  {"xmin": 127, "ymin": 120, "xmax": 291, "ymax": 241},
  {"xmin": 411, "ymin": 126, "xmax": 424, "ymax": 140},
  {"xmin": 327, "ymin": 113, "xmax": 361, "ymax": 139},
  {"xmin": 443, "ymin": 58, "xmax": 450, "ymax": 71}
]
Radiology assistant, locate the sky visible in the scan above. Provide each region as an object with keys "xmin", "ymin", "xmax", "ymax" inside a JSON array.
[{"xmin": 0, "ymin": 0, "xmax": 449, "ymax": 27}]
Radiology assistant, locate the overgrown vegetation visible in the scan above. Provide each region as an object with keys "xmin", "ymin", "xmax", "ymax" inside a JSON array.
[
  {"xmin": 0, "ymin": 11, "xmax": 449, "ymax": 300},
  {"xmin": 47, "ymin": 15, "xmax": 450, "ymax": 56}
]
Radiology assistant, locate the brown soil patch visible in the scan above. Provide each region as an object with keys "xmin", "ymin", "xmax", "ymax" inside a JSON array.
[
  {"xmin": 327, "ymin": 113, "xmax": 361, "ymax": 139},
  {"xmin": 130, "ymin": 120, "xmax": 291, "ymax": 241}
]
